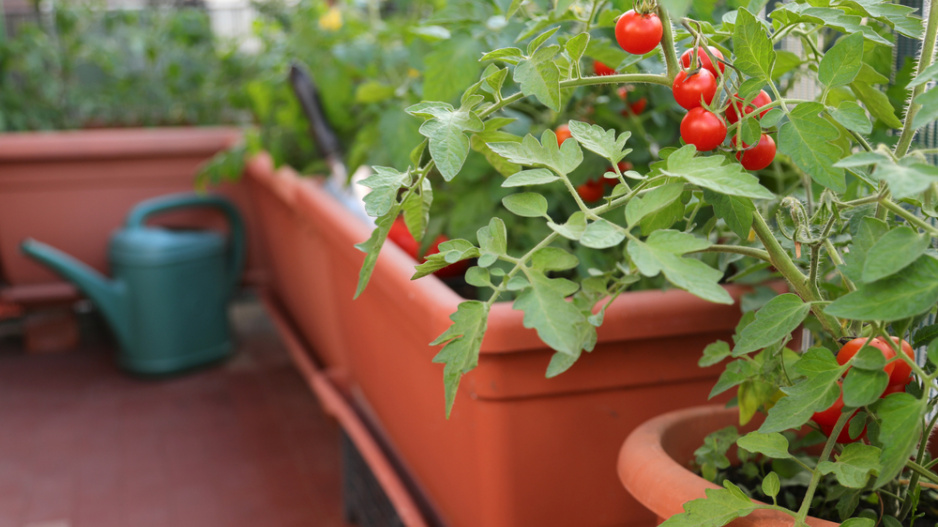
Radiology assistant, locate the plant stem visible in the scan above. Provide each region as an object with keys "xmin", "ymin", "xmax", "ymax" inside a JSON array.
[
  {"xmin": 895, "ymin": 0, "xmax": 938, "ymax": 158},
  {"xmin": 794, "ymin": 411, "xmax": 851, "ymax": 526},
  {"xmin": 657, "ymin": 4, "xmax": 680, "ymax": 80},
  {"xmin": 907, "ymin": 461, "xmax": 938, "ymax": 485},
  {"xmin": 880, "ymin": 199, "xmax": 938, "ymax": 236},
  {"xmin": 692, "ymin": 244, "xmax": 771, "ymax": 262}
]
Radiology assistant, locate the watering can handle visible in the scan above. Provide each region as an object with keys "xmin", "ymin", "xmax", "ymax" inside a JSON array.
[{"xmin": 125, "ymin": 193, "xmax": 245, "ymax": 291}]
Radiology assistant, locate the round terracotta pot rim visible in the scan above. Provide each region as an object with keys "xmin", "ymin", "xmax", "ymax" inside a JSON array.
[{"xmin": 619, "ymin": 405, "xmax": 840, "ymax": 526}]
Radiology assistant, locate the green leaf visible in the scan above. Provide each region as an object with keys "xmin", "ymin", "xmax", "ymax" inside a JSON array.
[
  {"xmin": 502, "ymin": 192, "xmax": 549, "ymax": 218},
  {"xmin": 531, "ymin": 247, "xmax": 579, "ymax": 271},
  {"xmin": 564, "ymin": 33, "xmax": 589, "ymax": 64},
  {"xmin": 870, "ymin": 158, "xmax": 938, "ymax": 200},
  {"xmin": 732, "ymin": 9, "xmax": 776, "ymax": 85},
  {"xmin": 355, "ymin": 208, "xmax": 399, "ymax": 298},
  {"xmin": 526, "ymin": 26, "xmax": 560, "ymax": 55},
  {"xmin": 762, "ymin": 472, "xmax": 780, "ymax": 499},
  {"xmin": 355, "ymin": 81, "xmax": 396, "ymax": 104},
  {"xmin": 567, "ymin": 120, "xmax": 632, "ymax": 164},
  {"xmin": 480, "ymin": 47, "xmax": 524, "ymax": 64},
  {"xmin": 908, "ymin": 61, "xmax": 938, "ymax": 88},
  {"xmin": 826, "ymin": 255, "xmax": 938, "ymax": 321},
  {"xmin": 477, "ymin": 217, "xmax": 507, "ymax": 268},
  {"xmin": 402, "ymin": 179, "xmax": 432, "ymax": 239},
  {"xmin": 912, "ymin": 87, "xmax": 938, "ymax": 130},
  {"xmin": 407, "ymin": 101, "xmax": 484, "ymax": 181},
  {"xmin": 703, "ymin": 190, "xmax": 755, "ymax": 240},
  {"xmin": 841, "ymin": 217, "xmax": 889, "ymax": 282},
  {"xmin": 488, "ymin": 131, "xmax": 583, "ymax": 176},
  {"xmin": 359, "ymin": 166, "xmax": 411, "ymax": 218},
  {"xmin": 431, "ymin": 301, "xmax": 490, "ymax": 417},
  {"xmin": 851, "ymin": 82, "xmax": 903, "ymax": 129},
  {"xmin": 842, "ymin": 367, "xmax": 888, "ymax": 407},
  {"xmin": 626, "ymin": 183, "xmax": 685, "ymax": 226},
  {"xmin": 818, "ymin": 32, "xmax": 864, "ymax": 88},
  {"xmin": 627, "ymin": 232, "xmax": 732, "ymax": 304},
  {"xmin": 546, "ymin": 349, "xmax": 582, "ymax": 378},
  {"xmin": 737, "ymin": 432, "xmax": 793, "ymax": 459},
  {"xmin": 710, "ymin": 359, "xmax": 758, "ymax": 398},
  {"xmin": 659, "ymin": 482, "xmax": 761, "ymax": 527},
  {"xmin": 734, "ymin": 294, "xmax": 810, "ymax": 355},
  {"xmin": 849, "ymin": 343, "xmax": 887, "ymax": 371},
  {"xmin": 840, "ymin": 519, "xmax": 876, "ymax": 527},
  {"xmin": 817, "ymin": 443, "xmax": 882, "ymax": 489},
  {"xmin": 834, "ymin": 151, "xmax": 890, "ymax": 168},
  {"xmin": 829, "ymin": 101, "xmax": 873, "ymax": 134},
  {"xmin": 548, "ymin": 211, "xmax": 587, "ymax": 241},
  {"xmin": 424, "ymin": 36, "xmax": 484, "ymax": 104},
  {"xmin": 770, "ymin": 4, "xmax": 891, "ymax": 46},
  {"xmin": 872, "ymin": 393, "xmax": 927, "ymax": 487},
  {"xmin": 413, "ymin": 240, "xmax": 480, "ymax": 279},
  {"xmin": 778, "ymin": 102, "xmax": 845, "ymax": 191},
  {"xmin": 928, "ymin": 338, "xmax": 938, "ymax": 366},
  {"xmin": 862, "ymin": 226, "xmax": 930, "ymax": 282},
  {"xmin": 663, "ymin": 145, "xmax": 774, "ymax": 199},
  {"xmin": 761, "ymin": 348, "xmax": 843, "ymax": 433},
  {"xmin": 700, "ymin": 340, "xmax": 731, "ymax": 367},
  {"xmin": 513, "ymin": 272, "xmax": 592, "ymax": 355},
  {"xmin": 470, "ymin": 126, "xmax": 522, "ymax": 178},
  {"xmin": 581, "ymin": 219, "xmax": 626, "ymax": 249},
  {"xmin": 502, "ymin": 168, "xmax": 560, "ymax": 187},
  {"xmin": 514, "ymin": 45, "xmax": 562, "ymax": 111},
  {"xmin": 842, "ymin": 0, "xmax": 923, "ymax": 38}
]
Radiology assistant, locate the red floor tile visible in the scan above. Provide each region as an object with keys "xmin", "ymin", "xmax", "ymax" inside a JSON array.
[{"xmin": 0, "ymin": 299, "xmax": 352, "ymax": 527}]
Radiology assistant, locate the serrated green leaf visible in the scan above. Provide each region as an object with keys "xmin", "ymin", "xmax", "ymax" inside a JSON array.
[
  {"xmin": 663, "ymin": 145, "xmax": 775, "ymax": 199},
  {"xmin": 627, "ymin": 183, "xmax": 685, "ymax": 226},
  {"xmin": 872, "ymin": 393, "xmax": 926, "ymax": 487},
  {"xmin": 465, "ymin": 267, "xmax": 491, "ymax": 288},
  {"xmin": 564, "ymin": 32, "xmax": 589, "ymax": 64},
  {"xmin": 770, "ymin": 4, "xmax": 892, "ymax": 46},
  {"xmin": 431, "ymin": 301, "xmax": 490, "ymax": 417},
  {"xmin": 548, "ymin": 211, "xmax": 587, "ymax": 240},
  {"xmin": 627, "ymin": 233, "xmax": 732, "ymax": 304},
  {"xmin": 659, "ymin": 482, "xmax": 762, "ymax": 527},
  {"xmin": 700, "ymin": 340, "xmax": 731, "ymax": 367},
  {"xmin": 477, "ymin": 217, "xmax": 507, "ymax": 268},
  {"xmin": 526, "ymin": 26, "xmax": 560, "ymax": 55},
  {"xmin": 546, "ymin": 348, "xmax": 582, "ymax": 378},
  {"xmin": 567, "ymin": 120, "xmax": 631, "ymax": 164},
  {"xmin": 734, "ymin": 294, "xmax": 810, "ymax": 355},
  {"xmin": 826, "ymin": 255, "xmax": 938, "ymax": 321},
  {"xmin": 819, "ymin": 32, "xmax": 864, "ymax": 88},
  {"xmin": 817, "ymin": 443, "xmax": 882, "ymax": 489},
  {"xmin": 425, "ymin": 36, "xmax": 484, "ymax": 104},
  {"xmin": 531, "ymin": 247, "xmax": 579, "ymax": 271},
  {"xmin": 909, "ymin": 61, "xmax": 938, "ymax": 88},
  {"xmin": 480, "ymin": 47, "xmax": 524, "ymax": 63},
  {"xmin": 502, "ymin": 192, "xmax": 549, "ymax": 218},
  {"xmin": 779, "ymin": 102, "xmax": 845, "ymax": 191},
  {"xmin": 703, "ymin": 190, "xmax": 755, "ymax": 240},
  {"xmin": 761, "ymin": 348, "xmax": 843, "ymax": 433},
  {"xmin": 842, "ymin": 368, "xmax": 888, "ymax": 407},
  {"xmin": 408, "ymin": 102, "xmax": 484, "ymax": 181},
  {"xmin": 830, "ymin": 101, "xmax": 873, "ymax": 134},
  {"xmin": 413, "ymin": 240, "xmax": 480, "ymax": 279},
  {"xmin": 732, "ymin": 9, "xmax": 776, "ymax": 84},
  {"xmin": 862, "ymin": 226, "xmax": 930, "ymax": 282},
  {"xmin": 359, "ymin": 166, "xmax": 412, "ymax": 217},
  {"xmin": 502, "ymin": 168, "xmax": 560, "ymax": 187},
  {"xmin": 581, "ymin": 219, "xmax": 626, "ymax": 249},
  {"xmin": 402, "ymin": 179, "xmax": 432, "ymax": 240},
  {"xmin": 842, "ymin": 0, "xmax": 923, "ymax": 38},
  {"xmin": 912, "ymin": 87, "xmax": 938, "ymax": 130},
  {"xmin": 870, "ymin": 158, "xmax": 938, "ymax": 200},
  {"xmin": 737, "ymin": 432, "xmax": 793, "ymax": 460},
  {"xmin": 710, "ymin": 359, "xmax": 759, "ymax": 398},
  {"xmin": 355, "ymin": 208, "xmax": 399, "ymax": 298},
  {"xmin": 513, "ymin": 271, "xmax": 591, "ymax": 355},
  {"xmin": 514, "ymin": 45, "xmax": 562, "ymax": 111},
  {"xmin": 851, "ymin": 82, "xmax": 904, "ymax": 129},
  {"xmin": 841, "ymin": 216, "xmax": 889, "ymax": 283}
]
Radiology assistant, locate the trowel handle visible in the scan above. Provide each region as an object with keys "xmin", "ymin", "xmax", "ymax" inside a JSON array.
[
  {"xmin": 126, "ymin": 193, "xmax": 245, "ymax": 291},
  {"xmin": 288, "ymin": 61, "xmax": 342, "ymax": 161}
]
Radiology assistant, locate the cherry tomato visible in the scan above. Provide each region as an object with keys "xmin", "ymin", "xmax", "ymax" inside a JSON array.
[
  {"xmin": 725, "ymin": 90, "xmax": 772, "ymax": 124},
  {"xmin": 886, "ymin": 337, "xmax": 915, "ymax": 388},
  {"xmin": 732, "ymin": 134, "xmax": 777, "ymax": 171},
  {"xmin": 621, "ymin": 97, "xmax": 647, "ymax": 117},
  {"xmin": 577, "ymin": 180, "xmax": 604, "ymax": 202},
  {"xmin": 836, "ymin": 337, "xmax": 898, "ymax": 378},
  {"xmin": 615, "ymin": 10, "xmax": 663, "ymax": 55},
  {"xmin": 812, "ymin": 385, "xmax": 865, "ymax": 444},
  {"xmin": 594, "ymin": 61, "xmax": 616, "ymax": 76},
  {"xmin": 882, "ymin": 382, "xmax": 907, "ymax": 397},
  {"xmin": 672, "ymin": 69, "xmax": 718, "ymax": 110},
  {"xmin": 680, "ymin": 46, "xmax": 725, "ymax": 78},
  {"xmin": 555, "ymin": 124, "xmax": 572, "ymax": 146},
  {"xmin": 680, "ymin": 108, "xmax": 726, "ymax": 151},
  {"xmin": 617, "ymin": 86, "xmax": 629, "ymax": 100}
]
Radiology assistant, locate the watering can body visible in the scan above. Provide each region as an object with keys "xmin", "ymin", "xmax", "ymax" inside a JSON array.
[{"xmin": 21, "ymin": 193, "xmax": 245, "ymax": 375}]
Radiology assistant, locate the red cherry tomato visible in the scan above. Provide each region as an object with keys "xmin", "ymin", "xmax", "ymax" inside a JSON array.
[
  {"xmin": 621, "ymin": 97, "xmax": 647, "ymax": 117},
  {"xmin": 886, "ymin": 337, "xmax": 915, "ymax": 388},
  {"xmin": 812, "ymin": 385, "xmax": 865, "ymax": 444},
  {"xmin": 725, "ymin": 90, "xmax": 772, "ymax": 124},
  {"xmin": 577, "ymin": 180, "xmax": 604, "ymax": 202},
  {"xmin": 615, "ymin": 10, "xmax": 663, "ymax": 55},
  {"xmin": 616, "ymin": 86, "xmax": 629, "ymax": 100},
  {"xmin": 680, "ymin": 108, "xmax": 726, "ymax": 151},
  {"xmin": 882, "ymin": 382, "xmax": 907, "ymax": 397},
  {"xmin": 680, "ymin": 46, "xmax": 725, "ymax": 78},
  {"xmin": 733, "ymin": 134, "xmax": 777, "ymax": 171},
  {"xmin": 836, "ymin": 337, "xmax": 898, "ymax": 378},
  {"xmin": 672, "ymin": 69, "xmax": 718, "ymax": 110},
  {"xmin": 555, "ymin": 124, "xmax": 572, "ymax": 146},
  {"xmin": 594, "ymin": 61, "xmax": 616, "ymax": 76}
]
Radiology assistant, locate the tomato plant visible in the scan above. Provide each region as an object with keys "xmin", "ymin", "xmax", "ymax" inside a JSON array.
[
  {"xmin": 732, "ymin": 134, "xmax": 776, "ymax": 171},
  {"xmin": 672, "ymin": 69, "xmax": 717, "ymax": 110},
  {"xmin": 577, "ymin": 179, "xmax": 604, "ymax": 202},
  {"xmin": 724, "ymin": 90, "xmax": 772, "ymax": 124},
  {"xmin": 836, "ymin": 336, "xmax": 898, "ymax": 377},
  {"xmin": 680, "ymin": 47, "xmax": 725, "ymax": 78},
  {"xmin": 593, "ymin": 61, "xmax": 616, "ymax": 76},
  {"xmin": 680, "ymin": 108, "xmax": 726, "ymax": 151},
  {"xmin": 615, "ymin": 10, "xmax": 662, "ymax": 55}
]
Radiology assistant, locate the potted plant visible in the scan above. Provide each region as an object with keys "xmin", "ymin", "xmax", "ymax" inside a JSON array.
[
  {"xmin": 343, "ymin": 0, "xmax": 938, "ymax": 525},
  {"xmin": 0, "ymin": 5, "xmax": 264, "ymax": 304}
]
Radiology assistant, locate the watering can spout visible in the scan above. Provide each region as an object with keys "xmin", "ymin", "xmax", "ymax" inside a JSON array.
[{"xmin": 20, "ymin": 238, "xmax": 129, "ymax": 347}]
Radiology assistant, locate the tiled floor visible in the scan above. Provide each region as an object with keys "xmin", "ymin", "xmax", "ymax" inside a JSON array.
[{"xmin": 0, "ymin": 298, "xmax": 353, "ymax": 527}]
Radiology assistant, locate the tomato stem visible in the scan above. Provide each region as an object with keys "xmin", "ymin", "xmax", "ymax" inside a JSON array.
[
  {"xmin": 794, "ymin": 410, "xmax": 851, "ymax": 525},
  {"xmin": 894, "ymin": 0, "xmax": 938, "ymax": 158},
  {"xmin": 656, "ymin": 4, "xmax": 680, "ymax": 80}
]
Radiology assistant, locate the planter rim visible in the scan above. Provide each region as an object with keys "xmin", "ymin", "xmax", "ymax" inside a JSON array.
[
  {"xmin": 0, "ymin": 126, "xmax": 243, "ymax": 162},
  {"xmin": 618, "ymin": 405, "xmax": 839, "ymax": 527}
]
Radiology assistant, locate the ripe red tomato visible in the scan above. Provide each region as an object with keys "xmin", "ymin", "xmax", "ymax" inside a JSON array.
[
  {"xmin": 621, "ymin": 97, "xmax": 647, "ymax": 117},
  {"xmin": 672, "ymin": 69, "xmax": 718, "ymax": 110},
  {"xmin": 615, "ymin": 10, "xmax": 663, "ymax": 55},
  {"xmin": 555, "ymin": 124, "xmax": 572, "ymax": 146},
  {"xmin": 812, "ymin": 386, "xmax": 865, "ymax": 444},
  {"xmin": 680, "ymin": 108, "xmax": 726, "ymax": 151},
  {"xmin": 577, "ymin": 180, "xmax": 604, "ymax": 202},
  {"xmin": 837, "ymin": 337, "xmax": 898, "ymax": 379},
  {"xmin": 725, "ymin": 90, "xmax": 772, "ymax": 124},
  {"xmin": 886, "ymin": 337, "xmax": 915, "ymax": 388},
  {"xmin": 882, "ymin": 382, "xmax": 907, "ymax": 397},
  {"xmin": 733, "ymin": 134, "xmax": 776, "ymax": 171},
  {"xmin": 594, "ymin": 61, "xmax": 616, "ymax": 76},
  {"xmin": 680, "ymin": 46, "xmax": 725, "ymax": 78}
]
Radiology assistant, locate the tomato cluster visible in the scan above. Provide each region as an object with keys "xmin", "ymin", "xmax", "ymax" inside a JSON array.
[
  {"xmin": 388, "ymin": 217, "xmax": 468, "ymax": 278},
  {"xmin": 811, "ymin": 336, "xmax": 916, "ymax": 443}
]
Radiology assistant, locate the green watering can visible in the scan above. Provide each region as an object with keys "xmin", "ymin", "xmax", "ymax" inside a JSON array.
[{"xmin": 21, "ymin": 193, "xmax": 245, "ymax": 375}]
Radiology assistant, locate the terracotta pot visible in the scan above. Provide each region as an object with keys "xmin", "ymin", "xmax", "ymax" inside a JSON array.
[
  {"xmin": 0, "ymin": 127, "xmax": 268, "ymax": 303},
  {"xmin": 619, "ymin": 405, "xmax": 839, "ymax": 526},
  {"xmin": 247, "ymin": 152, "xmax": 761, "ymax": 527}
]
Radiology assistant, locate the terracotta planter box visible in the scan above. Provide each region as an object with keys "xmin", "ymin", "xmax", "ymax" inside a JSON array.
[
  {"xmin": 618, "ymin": 405, "xmax": 839, "ymax": 526},
  {"xmin": 0, "ymin": 127, "xmax": 268, "ymax": 303},
  {"xmin": 247, "ymin": 152, "xmax": 754, "ymax": 527}
]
